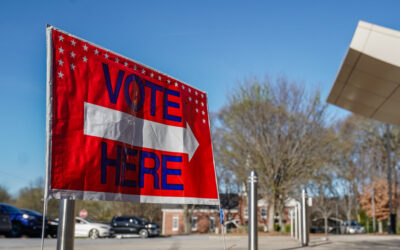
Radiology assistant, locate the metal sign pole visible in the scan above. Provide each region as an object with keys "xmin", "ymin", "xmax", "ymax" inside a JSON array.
[
  {"xmin": 248, "ymin": 171, "xmax": 258, "ymax": 250},
  {"xmin": 301, "ymin": 190, "xmax": 309, "ymax": 246},
  {"xmin": 294, "ymin": 205, "xmax": 298, "ymax": 240},
  {"xmin": 57, "ymin": 199, "xmax": 75, "ymax": 250},
  {"xmin": 290, "ymin": 209, "xmax": 294, "ymax": 238},
  {"xmin": 297, "ymin": 202, "xmax": 302, "ymax": 242}
]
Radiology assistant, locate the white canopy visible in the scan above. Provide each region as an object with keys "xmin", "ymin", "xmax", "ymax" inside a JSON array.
[{"xmin": 327, "ymin": 21, "xmax": 400, "ymax": 125}]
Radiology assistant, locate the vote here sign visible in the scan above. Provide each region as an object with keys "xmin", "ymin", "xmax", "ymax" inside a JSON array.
[{"xmin": 45, "ymin": 26, "xmax": 219, "ymax": 205}]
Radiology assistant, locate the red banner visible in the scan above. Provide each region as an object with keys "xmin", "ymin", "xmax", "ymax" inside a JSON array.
[{"xmin": 45, "ymin": 26, "xmax": 219, "ymax": 205}]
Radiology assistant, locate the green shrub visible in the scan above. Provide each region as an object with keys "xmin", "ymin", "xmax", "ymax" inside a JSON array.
[
  {"xmin": 285, "ymin": 224, "xmax": 291, "ymax": 233},
  {"xmin": 274, "ymin": 224, "xmax": 281, "ymax": 232},
  {"xmin": 237, "ymin": 225, "xmax": 248, "ymax": 233}
]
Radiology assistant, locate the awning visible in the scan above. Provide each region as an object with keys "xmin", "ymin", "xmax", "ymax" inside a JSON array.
[{"xmin": 327, "ymin": 21, "xmax": 400, "ymax": 125}]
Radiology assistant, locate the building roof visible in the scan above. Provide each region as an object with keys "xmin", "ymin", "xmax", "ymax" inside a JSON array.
[{"xmin": 327, "ymin": 21, "xmax": 400, "ymax": 125}]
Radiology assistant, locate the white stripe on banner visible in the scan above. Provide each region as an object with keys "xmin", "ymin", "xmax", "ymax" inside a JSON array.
[
  {"xmin": 83, "ymin": 102, "xmax": 199, "ymax": 160},
  {"xmin": 48, "ymin": 189, "xmax": 219, "ymax": 205}
]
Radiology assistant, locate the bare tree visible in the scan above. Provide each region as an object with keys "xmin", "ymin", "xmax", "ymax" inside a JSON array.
[
  {"xmin": 0, "ymin": 185, "xmax": 11, "ymax": 203},
  {"xmin": 215, "ymin": 76, "xmax": 332, "ymax": 231}
]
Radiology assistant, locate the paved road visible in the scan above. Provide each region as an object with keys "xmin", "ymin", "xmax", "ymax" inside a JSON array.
[{"xmin": 1, "ymin": 235, "xmax": 400, "ymax": 250}]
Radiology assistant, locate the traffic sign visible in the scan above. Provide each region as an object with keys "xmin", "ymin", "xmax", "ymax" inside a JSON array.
[{"xmin": 79, "ymin": 209, "xmax": 88, "ymax": 218}]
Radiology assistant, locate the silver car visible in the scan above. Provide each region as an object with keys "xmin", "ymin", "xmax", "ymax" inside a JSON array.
[
  {"xmin": 342, "ymin": 220, "xmax": 365, "ymax": 234},
  {"xmin": 74, "ymin": 217, "xmax": 111, "ymax": 239}
]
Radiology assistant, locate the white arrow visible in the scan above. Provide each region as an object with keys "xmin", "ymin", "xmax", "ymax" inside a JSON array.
[{"xmin": 83, "ymin": 102, "xmax": 199, "ymax": 161}]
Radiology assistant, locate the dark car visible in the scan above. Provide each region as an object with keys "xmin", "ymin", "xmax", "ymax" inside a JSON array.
[
  {"xmin": 0, "ymin": 203, "xmax": 43, "ymax": 237},
  {"xmin": 110, "ymin": 216, "xmax": 160, "ymax": 238},
  {"xmin": 21, "ymin": 209, "xmax": 58, "ymax": 238},
  {"xmin": 0, "ymin": 210, "xmax": 11, "ymax": 235}
]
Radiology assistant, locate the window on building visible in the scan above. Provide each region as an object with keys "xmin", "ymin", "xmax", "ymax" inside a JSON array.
[
  {"xmin": 172, "ymin": 215, "xmax": 179, "ymax": 231},
  {"xmin": 261, "ymin": 208, "xmax": 267, "ymax": 218},
  {"xmin": 209, "ymin": 216, "xmax": 215, "ymax": 232},
  {"xmin": 244, "ymin": 208, "xmax": 248, "ymax": 218},
  {"xmin": 191, "ymin": 216, "xmax": 198, "ymax": 231}
]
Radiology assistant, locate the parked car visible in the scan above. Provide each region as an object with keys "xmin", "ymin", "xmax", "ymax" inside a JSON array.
[
  {"xmin": 20, "ymin": 209, "xmax": 58, "ymax": 238},
  {"xmin": 0, "ymin": 209, "xmax": 11, "ymax": 236},
  {"xmin": 75, "ymin": 217, "xmax": 111, "ymax": 239},
  {"xmin": 110, "ymin": 216, "xmax": 160, "ymax": 238},
  {"xmin": 342, "ymin": 220, "xmax": 365, "ymax": 234},
  {"xmin": 0, "ymin": 203, "xmax": 46, "ymax": 237}
]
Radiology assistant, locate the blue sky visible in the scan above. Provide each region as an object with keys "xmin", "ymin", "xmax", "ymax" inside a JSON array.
[{"xmin": 1, "ymin": 0, "xmax": 400, "ymax": 195}]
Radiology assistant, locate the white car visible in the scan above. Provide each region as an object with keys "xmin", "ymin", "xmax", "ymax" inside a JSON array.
[
  {"xmin": 342, "ymin": 220, "xmax": 365, "ymax": 234},
  {"xmin": 75, "ymin": 217, "xmax": 111, "ymax": 239}
]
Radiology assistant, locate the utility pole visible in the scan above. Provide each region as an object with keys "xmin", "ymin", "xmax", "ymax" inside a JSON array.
[
  {"xmin": 385, "ymin": 124, "xmax": 396, "ymax": 234},
  {"xmin": 372, "ymin": 188, "xmax": 376, "ymax": 233}
]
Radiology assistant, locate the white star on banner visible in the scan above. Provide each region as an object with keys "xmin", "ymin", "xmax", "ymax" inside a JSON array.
[
  {"xmin": 124, "ymin": 62, "xmax": 128, "ymax": 67},
  {"xmin": 70, "ymin": 64, "xmax": 75, "ymax": 70},
  {"xmin": 195, "ymin": 99, "xmax": 198, "ymax": 104},
  {"xmin": 202, "ymin": 111, "xmax": 205, "ymax": 115},
  {"xmin": 195, "ymin": 91, "xmax": 198, "ymax": 96},
  {"xmin": 115, "ymin": 58, "xmax": 119, "ymax": 63},
  {"xmin": 150, "ymin": 72, "xmax": 154, "ymax": 77},
  {"xmin": 83, "ymin": 56, "xmax": 88, "ymax": 63},
  {"xmin": 58, "ymin": 47, "xmax": 64, "ymax": 54},
  {"xmin": 201, "ymin": 102, "xmax": 204, "ymax": 106},
  {"xmin": 70, "ymin": 51, "xmax": 75, "ymax": 58},
  {"xmin": 196, "ymin": 108, "xmax": 199, "ymax": 113},
  {"xmin": 158, "ymin": 76, "xmax": 162, "ymax": 81},
  {"xmin": 104, "ymin": 53, "xmax": 109, "ymax": 59},
  {"xmin": 71, "ymin": 40, "xmax": 76, "ymax": 46},
  {"xmin": 58, "ymin": 59, "xmax": 63, "ymax": 66},
  {"xmin": 189, "ymin": 97, "xmax": 192, "ymax": 101},
  {"xmin": 202, "ymin": 119, "xmax": 206, "ymax": 124},
  {"xmin": 175, "ymin": 82, "xmax": 178, "ymax": 87},
  {"xmin": 58, "ymin": 35, "xmax": 64, "ymax": 41},
  {"xmin": 201, "ymin": 94, "xmax": 204, "ymax": 98},
  {"xmin": 188, "ymin": 88, "xmax": 191, "ymax": 93},
  {"xmin": 182, "ymin": 85, "xmax": 185, "ymax": 90},
  {"xmin": 83, "ymin": 44, "xmax": 88, "ymax": 51},
  {"xmin": 167, "ymin": 79, "xmax": 171, "ymax": 84},
  {"xmin": 133, "ymin": 65, "xmax": 137, "ymax": 70},
  {"xmin": 94, "ymin": 49, "xmax": 99, "ymax": 55},
  {"xmin": 142, "ymin": 69, "xmax": 146, "ymax": 74},
  {"xmin": 58, "ymin": 71, "xmax": 64, "ymax": 78}
]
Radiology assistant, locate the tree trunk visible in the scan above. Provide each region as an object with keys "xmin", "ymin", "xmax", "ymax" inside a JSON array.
[
  {"xmin": 278, "ymin": 204, "xmax": 285, "ymax": 232},
  {"xmin": 183, "ymin": 204, "xmax": 192, "ymax": 234},
  {"xmin": 346, "ymin": 196, "xmax": 353, "ymax": 221},
  {"xmin": 268, "ymin": 201, "xmax": 275, "ymax": 232},
  {"xmin": 378, "ymin": 220, "xmax": 383, "ymax": 233},
  {"xmin": 324, "ymin": 216, "xmax": 328, "ymax": 235}
]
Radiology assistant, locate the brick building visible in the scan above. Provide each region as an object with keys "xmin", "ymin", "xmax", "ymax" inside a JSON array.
[{"xmin": 161, "ymin": 194, "xmax": 296, "ymax": 235}]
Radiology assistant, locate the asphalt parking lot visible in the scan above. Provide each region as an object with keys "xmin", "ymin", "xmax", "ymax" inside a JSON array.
[{"xmin": 1, "ymin": 235, "xmax": 400, "ymax": 250}]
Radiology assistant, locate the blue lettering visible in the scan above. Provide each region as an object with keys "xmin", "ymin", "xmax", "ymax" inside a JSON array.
[
  {"xmin": 102, "ymin": 63, "xmax": 125, "ymax": 104},
  {"xmin": 101, "ymin": 142, "xmax": 121, "ymax": 185},
  {"xmin": 163, "ymin": 89, "xmax": 182, "ymax": 122},
  {"xmin": 145, "ymin": 81, "xmax": 163, "ymax": 116},
  {"xmin": 161, "ymin": 155, "xmax": 183, "ymax": 190},
  {"xmin": 124, "ymin": 74, "xmax": 145, "ymax": 112},
  {"xmin": 140, "ymin": 151, "xmax": 160, "ymax": 189},
  {"xmin": 121, "ymin": 147, "xmax": 137, "ymax": 187}
]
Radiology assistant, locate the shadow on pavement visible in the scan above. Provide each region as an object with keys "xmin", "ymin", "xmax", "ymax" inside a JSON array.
[
  {"xmin": 339, "ymin": 240, "xmax": 400, "ymax": 250},
  {"xmin": 279, "ymin": 241, "xmax": 332, "ymax": 250}
]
